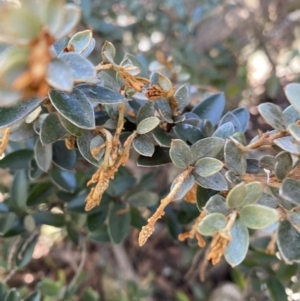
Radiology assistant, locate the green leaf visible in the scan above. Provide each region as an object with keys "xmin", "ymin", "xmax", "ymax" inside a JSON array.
[
  {"xmin": 192, "ymin": 93, "xmax": 225, "ymax": 126},
  {"xmin": 196, "ymin": 185, "xmax": 214, "ymax": 210},
  {"xmin": 191, "ymin": 137, "xmax": 224, "ymax": 163},
  {"xmin": 77, "ymin": 130, "xmax": 101, "ymax": 166},
  {"xmin": 224, "ymin": 140, "xmax": 246, "ymax": 175},
  {"xmin": 128, "ymin": 191, "xmax": 159, "ymax": 207},
  {"xmin": 259, "ymin": 155, "xmax": 276, "ymax": 170},
  {"xmin": 59, "ymin": 115, "xmax": 83, "ymax": 136},
  {"xmin": 40, "ymin": 113, "xmax": 67, "ymax": 144},
  {"xmin": 53, "ymin": 140, "xmax": 77, "ymax": 170},
  {"xmin": 47, "ymin": 58, "xmax": 73, "ymax": 92},
  {"xmin": 171, "ymin": 175, "xmax": 195, "ymax": 201},
  {"xmin": 275, "ymin": 151, "xmax": 292, "ymax": 181},
  {"xmin": 283, "ymin": 105, "xmax": 300, "ymax": 125},
  {"xmin": 287, "ymin": 212, "xmax": 300, "ymax": 229},
  {"xmin": 87, "ymin": 211, "xmax": 107, "ymax": 232},
  {"xmin": 23, "ymin": 291, "xmax": 42, "ymax": 301},
  {"xmin": 240, "ymin": 204, "xmax": 279, "ymax": 229},
  {"xmin": 174, "ymin": 84, "xmax": 189, "ymax": 111},
  {"xmin": 28, "ymin": 159, "xmax": 43, "ymax": 181},
  {"xmin": 0, "ymin": 149, "xmax": 33, "ymax": 170},
  {"xmin": 155, "ymin": 100, "xmax": 173, "ymax": 123},
  {"xmin": 49, "ymin": 88, "xmax": 95, "ymax": 129},
  {"xmin": 157, "ymin": 73, "xmax": 172, "ymax": 91},
  {"xmin": 16, "ymin": 237, "xmax": 37, "ymax": 267},
  {"xmin": 194, "ymin": 157, "xmax": 223, "ymax": 177},
  {"xmin": 11, "ymin": 170, "xmax": 28, "ymax": 210},
  {"xmin": 173, "ymin": 123, "xmax": 204, "ymax": 144},
  {"xmin": 198, "ymin": 212, "xmax": 227, "ymax": 235},
  {"xmin": 225, "ymin": 170, "xmax": 242, "ymax": 185},
  {"xmin": 136, "ymin": 117, "xmax": 160, "ymax": 134},
  {"xmin": 232, "ymin": 107, "xmax": 249, "ymax": 133},
  {"xmin": 213, "ymin": 122, "xmax": 235, "ymax": 139},
  {"xmin": 78, "ymin": 84, "xmax": 124, "ymax": 104},
  {"xmin": 27, "ymin": 182, "xmax": 53, "ymax": 207},
  {"xmin": 219, "ymin": 112, "xmax": 242, "ymax": 132},
  {"xmin": 138, "ymin": 146, "xmax": 171, "ymax": 167},
  {"xmin": 35, "ymin": 139, "xmax": 52, "ymax": 172},
  {"xmin": 32, "ymin": 212, "xmax": 65, "ymax": 227},
  {"xmin": 258, "ymin": 103, "xmax": 286, "ymax": 130},
  {"xmin": 277, "ymin": 220, "xmax": 300, "ymax": 263},
  {"xmin": 0, "ymin": 283, "xmax": 8, "ymax": 300},
  {"xmin": 288, "ymin": 123, "xmax": 300, "ymax": 141},
  {"xmin": 101, "ymin": 41, "xmax": 116, "ymax": 63},
  {"xmin": 136, "ymin": 102, "xmax": 155, "ymax": 124},
  {"xmin": 204, "ymin": 195, "xmax": 231, "ymax": 215},
  {"xmin": 274, "ymin": 136, "xmax": 300, "ymax": 155},
  {"xmin": 193, "ymin": 172, "xmax": 228, "ymax": 191},
  {"xmin": 133, "ymin": 135, "xmax": 155, "ymax": 157},
  {"xmin": 285, "ymin": 83, "xmax": 300, "ymax": 114},
  {"xmin": 226, "ymin": 182, "xmax": 246, "ymax": 208},
  {"xmin": 88, "ymin": 225, "xmax": 110, "ymax": 243},
  {"xmin": 68, "ymin": 30, "xmax": 92, "ymax": 53},
  {"xmin": 38, "ymin": 278, "xmax": 61, "ymax": 296},
  {"xmin": 169, "ymin": 139, "xmax": 192, "ymax": 169},
  {"xmin": 50, "ymin": 166, "xmax": 76, "ymax": 193},
  {"xmin": 243, "ymin": 182, "xmax": 263, "ymax": 205},
  {"xmin": 152, "ymin": 127, "xmax": 172, "ymax": 147},
  {"xmin": 224, "ymin": 219, "xmax": 249, "ymax": 267},
  {"xmin": 266, "ymin": 277, "xmax": 287, "ymax": 301},
  {"xmin": 108, "ymin": 202, "xmax": 130, "ymax": 244},
  {"xmin": 4, "ymin": 288, "xmax": 20, "ymax": 301},
  {"xmin": 0, "ymin": 98, "xmax": 42, "ymax": 129},
  {"xmin": 82, "ymin": 287, "xmax": 99, "ymax": 301},
  {"xmin": 0, "ymin": 213, "xmax": 16, "ymax": 235},
  {"xmin": 280, "ymin": 178, "xmax": 300, "ymax": 205},
  {"xmin": 60, "ymin": 52, "xmax": 96, "ymax": 81}
]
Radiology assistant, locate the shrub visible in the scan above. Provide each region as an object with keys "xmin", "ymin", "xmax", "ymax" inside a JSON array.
[{"xmin": 0, "ymin": 0, "xmax": 300, "ymax": 300}]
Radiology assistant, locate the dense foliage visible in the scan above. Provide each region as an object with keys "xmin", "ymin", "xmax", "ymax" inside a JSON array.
[{"xmin": 1, "ymin": 0, "xmax": 300, "ymax": 300}]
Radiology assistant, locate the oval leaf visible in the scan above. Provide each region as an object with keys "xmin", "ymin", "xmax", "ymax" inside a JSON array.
[
  {"xmin": 226, "ymin": 182, "xmax": 246, "ymax": 208},
  {"xmin": 169, "ymin": 139, "xmax": 192, "ymax": 169},
  {"xmin": 280, "ymin": 178, "xmax": 300, "ymax": 205},
  {"xmin": 224, "ymin": 140, "xmax": 247, "ymax": 175},
  {"xmin": 285, "ymin": 83, "xmax": 300, "ymax": 114},
  {"xmin": 224, "ymin": 219, "xmax": 249, "ymax": 267},
  {"xmin": 194, "ymin": 172, "xmax": 228, "ymax": 191},
  {"xmin": 198, "ymin": 212, "xmax": 227, "ymax": 235},
  {"xmin": 35, "ymin": 139, "xmax": 52, "ymax": 172},
  {"xmin": 49, "ymin": 88, "xmax": 95, "ymax": 129},
  {"xmin": 133, "ymin": 135, "xmax": 155, "ymax": 157},
  {"xmin": 136, "ymin": 117, "xmax": 160, "ymax": 135},
  {"xmin": 258, "ymin": 103, "xmax": 286, "ymax": 130},
  {"xmin": 194, "ymin": 157, "xmax": 223, "ymax": 177},
  {"xmin": 240, "ymin": 204, "xmax": 279, "ymax": 229}
]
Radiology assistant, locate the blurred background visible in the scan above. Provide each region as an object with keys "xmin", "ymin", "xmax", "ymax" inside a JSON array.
[{"xmin": 2, "ymin": 0, "xmax": 300, "ymax": 300}]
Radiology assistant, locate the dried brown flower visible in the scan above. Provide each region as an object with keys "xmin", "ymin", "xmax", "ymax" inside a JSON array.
[{"xmin": 0, "ymin": 127, "xmax": 11, "ymax": 156}]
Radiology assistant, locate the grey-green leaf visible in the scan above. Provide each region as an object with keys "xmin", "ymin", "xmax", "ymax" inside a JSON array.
[
  {"xmin": 169, "ymin": 139, "xmax": 192, "ymax": 169},
  {"xmin": 192, "ymin": 93, "xmax": 225, "ymax": 126},
  {"xmin": 0, "ymin": 98, "xmax": 42, "ymax": 129},
  {"xmin": 35, "ymin": 139, "xmax": 52, "ymax": 172},
  {"xmin": 224, "ymin": 219, "xmax": 249, "ymax": 267},
  {"xmin": 274, "ymin": 136, "xmax": 300, "ymax": 155},
  {"xmin": 136, "ymin": 102, "xmax": 155, "ymax": 125},
  {"xmin": 259, "ymin": 155, "xmax": 276, "ymax": 170},
  {"xmin": 40, "ymin": 113, "xmax": 67, "ymax": 144},
  {"xmin": 77, "ymin": 84, "xmax": 124, "ymax": 104},
  {"xmin": 283, "ymin": 105, "xmax": 300, "ymax": 125},
  {"xmin": 174, "ymin": 84, "xmax": 189, "ymax": 111},
  {"xmin": 274, "ymin": 151, "xmax": 292, "ymax": 181},
  {"xmin": 288, "ymin": 123, "xmax": 300, "ymax": 141},
  {"xmin": 0, "ymin": 213, "xmax": 16, "ymax": 235},
  {"xmin": 213, "ymin": 122, "xmax": 235, "ymax": 139},
  {"xmin": 194, "ymin": 172, "xmax": 228, "ymax": 191},
  {"xmin": 46, "ymin": 58, "xmax": 73, "ymax": 92},
  {"xmin": 280, "ymin": 178, "xmax": 300, "ymax": 205},
  {"xmin": 204, "ymin": 195, "xmax": 231, "ymax": 215},
  {"xmin": 258, "ymin": 103, "xmax": 286, "ymax": 130},
  {"xmin": 128, "ymin": 191, "xmax": 159, "ymax": 207},
  {"xmin": 136, "ymin": 117, "xmax": 160, "ymax": 134},
  {"xmin": 194, "ymin": 157, "xmax": 223, "ymax": 177},
  {"xmin": 191, "ymin": 137, "xmax": 224, "ymax": 163},
  {"xmin": 133, "ymin": 135, "xmax": 155, "ymax": 157},
  {"xmin": 226, "ymin": 182, "xmax": 246, "ymax": 208},
  {"xmin": 60, "ymin": 52, "xmax": 96, "ymax": 81},
  {"xmin": 232, "ymin": 107, "xmax": 249, "ymax": 133},
  {"xmin": 240, "ymin": 204, "xmax": 279, "ymax": 229},
  {"xmin": 277, "ymin": 220, "xmax": 300, "ymax": 263},
  {"xmin": 11, "ymin": 170, "xmax": 28, "ymax": 210},
  {"xmin": 243, "ymin": 182, "xmax": 263, "ymax": 205},
  {"xmin": 50, "ymin": 166, "xmax": 76, "ymax": 193},
  {"xmin": 198, "ymin": 212, "xmax": 227, "ymax": 236},
  {"xmin": 224, "ymin": 140, "xmax": 247, "ymax": 175},
  {"xmin": 285, "ymin": 83, "xmax": 300, "ymax": 114},
  {"xmin": 49, "ymin": 88, "xmax": 95, "ymax": 129},
  {"xmin": 171, "ymin": 174, "xmax": 195, "ymax": 201}
]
